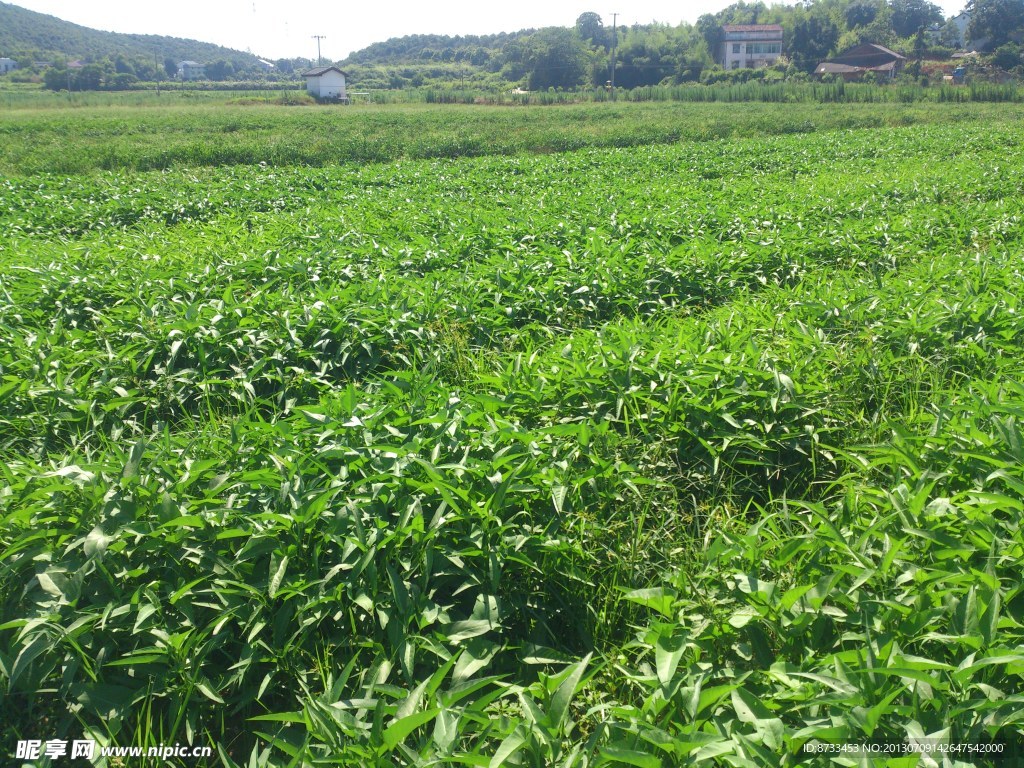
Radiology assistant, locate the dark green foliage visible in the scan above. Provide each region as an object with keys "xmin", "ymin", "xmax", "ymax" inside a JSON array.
[
  {"xmin": 845, "ymin": 1, "xmax": 879, "ymax": 28},
  {"xmin": 2, "ymin": 104, "xmax": 1024, "ymax": 765},
  {"xmin": 576, "ymin": 12, "xmax": 607, "ymax": 48},
  {"xmin": 789, "ymin": 14, "xmax": 841, "ymax": 72},
  {"xmin": 524, "ymin": 28, "xmax": 588, "ymax": 90},
  {"xmin": 889, "ymin": 0, "xmax": 944, "ymax": 37},
  {"xmin": 968, "ymin": 0, "xmax": 1024, "ymax": 47},
  {"xmin": 992, "ymin": 42, "xmax": 1024, "ymax": 69}
]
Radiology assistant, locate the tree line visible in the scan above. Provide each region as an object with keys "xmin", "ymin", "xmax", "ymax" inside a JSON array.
[
  {"xmin": 8, "ymin": 0, "xmax": 1024, "ymax": 92},
  {"xmin": 343, "ymin": 0, "xmax": 1024, "ymax": 89}
]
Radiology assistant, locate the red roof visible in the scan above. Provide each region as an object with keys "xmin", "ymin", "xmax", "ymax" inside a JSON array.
[{"xmin": 722, "ymin": 24, "xmax": 783, "ymax": 32}]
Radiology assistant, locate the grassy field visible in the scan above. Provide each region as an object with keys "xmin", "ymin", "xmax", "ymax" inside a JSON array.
[
  {"xmin": 4, "ymin": 99, "xmax": 1024, "ymax": 175},
  {"xmin": 2, "ymin": 102, "xmax": 1024, "ymax": 766}
]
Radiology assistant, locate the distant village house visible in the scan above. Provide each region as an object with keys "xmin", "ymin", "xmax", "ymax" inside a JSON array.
[
  {"xmin": 948, "ymin": 12, "xmax": 972, "ymax": 48},
  {"xmin": 303, "ymin": 66, "xmax": 348, "ymax": 101},
  {"xmin": 0, "ymin": 57, "xmax": 17, "ymax": 74},
  {"xmin": 815, "ymin": 44, "xmax": 906, "ymax": 81},
  {"xmin": 719, "ymin": 24, "xmax": 784, "ymax": 69},
  {"xmin": 178, "ymin": 61, "xmax": 205, "ymax": 80}
]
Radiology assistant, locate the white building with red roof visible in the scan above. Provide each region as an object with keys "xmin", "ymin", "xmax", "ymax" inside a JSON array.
[{"xmin": 719, "ymin": 24, "xmax": 784, "ymax": 69}]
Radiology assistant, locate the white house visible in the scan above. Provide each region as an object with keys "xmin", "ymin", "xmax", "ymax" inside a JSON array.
[
  {"xmin": 178, "ymin": 61, "xmax": 205, "ymax": 80},
  {"xmin": 303, "ymin": 66, "xmax": 348, "ymax": 101},
  {"xmin": 719, "ymin": 24, "xmax": 784, "ymax": 69},
  {"xmin": 949, "ymin": 12, "xmax": 971, "ymax": 48},
  {"xmin": 0, "ymin": 58, "xmax": 17, "ymax": 74}
]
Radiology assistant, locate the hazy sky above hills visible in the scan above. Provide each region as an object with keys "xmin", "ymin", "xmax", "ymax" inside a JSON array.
[{"xmin": 13, "ymin": 1, "xmax": 968, "ymax": 61}]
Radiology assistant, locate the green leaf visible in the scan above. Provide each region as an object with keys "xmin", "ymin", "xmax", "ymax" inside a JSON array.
[
  {"xmin": 552, "ymin": 484, "xmax": 568, "ymax": 515},
  {"xmin": 122, "ymin": 437, "xmax": 147, "ymax": 480},
  {"xmin": 731, "ymin": 687, "xmax": 772, "ymax": 723},
  {"xmin": 10, "ymin": 634, "xmax": 52, "ymax": 688},
  {"xmin": 196, "ymin": 680, "xmax": 225, "ymax": 704},
  {"xmin": 440, "ymin": 619, "xmax": 494, "ymax": 643},
  {"xmin": 621, "ymin": 587, "xmax": 676, "ymax": 618},
  {"xmin": 269, "ymin": 554, "xmax": 288, "ymax": 599},
  {"xmin": 549, "ymin": 653, "xmax": 591, "ymax": 730},
  {"xmin": 489, "ymin": 729, "xmax": 527, "ymax": 768},
  {"xmin": 600, "ymin": 745, "xmax": 661, "ymax": 768},
  {"xmin": 382, "ymin": 707, "xmax": 440, "ymax": 750},
  {"xmin": 655, "ymin": 633, "xmax": 686, "ymax": 692},
  {"xmin": 83, "ymin": 527, "xmax": 112, "ymax": 558}
]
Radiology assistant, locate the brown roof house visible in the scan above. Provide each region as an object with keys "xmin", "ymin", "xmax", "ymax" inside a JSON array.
[
  {"xmin": 816, "ymin": 44, "xmax": 906, "ymax": 81},
  {"xmin": 719, "ymin": 24, "xmax": 784, "ymax": 69}
]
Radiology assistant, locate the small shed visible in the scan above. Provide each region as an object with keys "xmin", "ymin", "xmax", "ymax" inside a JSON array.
[
  {"xmin": 0, "ymin": 58, "xmax": 17, "ymax": 74},
  {"xmin": 303, "ymin": 66, "xmax": 348, "ymax": 101}
]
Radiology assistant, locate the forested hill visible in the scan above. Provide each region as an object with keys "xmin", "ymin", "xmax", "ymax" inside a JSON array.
[
  {"xmin": 338, "ymin": 1, "xmax": 994, "ymax": 91},
  {"xmin": 0, "ymin": 2, "xmax": 261, "ymax": 66},
  {"xmin": 343, "ymin": 30, "xmax": 535, "ymax": 66}
]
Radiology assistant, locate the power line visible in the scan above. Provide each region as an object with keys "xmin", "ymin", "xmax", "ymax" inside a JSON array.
[
  {"xmin": 610, "ymin": 12, "xmax": 618, "ymax": 97},
  {"xmin": 312, "ymin": 35, "xmax": 327, "ymax": 65}
]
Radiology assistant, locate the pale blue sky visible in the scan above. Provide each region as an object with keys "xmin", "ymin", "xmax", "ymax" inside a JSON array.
[{"xmin": 11, "ymin": 1, "xmax": 969, "ymax": 61}]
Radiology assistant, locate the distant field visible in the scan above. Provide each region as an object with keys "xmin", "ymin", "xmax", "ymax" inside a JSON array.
[
  {"xmin": 2, "ymin": 105, "xmax": 1024, "ymax": 764},
  {"xmin": 3, "ymin": 99, "xmax": 1024, "ymax": 175}
]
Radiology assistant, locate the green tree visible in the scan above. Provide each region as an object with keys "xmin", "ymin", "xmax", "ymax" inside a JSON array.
[
  {"xmin": 839, "ymin": 5, "xmax": 898, "ymax": 47},
  {"xmin": 164, "ymin": 57, "xmax": 177, "ymax": 78},
  {"xmin": 674, "ymin": 53, "xmax": 707, "ymax": 82},
  {"xmin": 719, "ymin": 1, "xmax": 770, "ymax": 25},
  {"xmin": 845, "ymin": 1, "xmax": 879, "ymax": 28},
  {"xmin": 991, "ymin": 41, "xmax": 1023, "ymax": 67},
  {"xmin": 789, "ymin": 14, "xmax": 840, "ymax": 71},
  {"xmin": 576, "ymin": 12, "xmax": 606, "ymax": 47},
  {"xmin": 967, "ymin": 0, "xmax": 1024, "ymax": 47},
  {"xmin": 614, "ymin": 24, "xmax": 679, "ymax": 88},
  {"xmin": 889, "ymin": 0, "xmax": 943, "ymax": 37},
  {"xmin": 206, "ymin": 59, "xmax": 234, "ymax": 80},
  {"xmin": 76, "ymin": 62, "xmax": 106, "ymax": 89},
  {"xmin": 42, "ymin": 64, "xmax": 68, "ymax": 90},
  {"xmin": 696, "ymin": 13, "xmax": 724, "ymax": 58},
  {"xmin": 525, "ymin": 28, "xmax": 587, "ymax": 89},
  {"xmin": 113, "ymin": 54, "xmax": 134, "ymax": 75},
  {"xmin": 132, "ymin": 58, "xmax": 158, "ymax": 81},
  {"xmin": 111, "ymin": 72, "xmax": 137, "ymax": 89}
]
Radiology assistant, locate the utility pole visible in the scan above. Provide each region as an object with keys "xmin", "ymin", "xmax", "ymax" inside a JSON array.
[
  {"xmin": 609, "ymin": 13, "xmax": 618, "ymax": 99},
  {"xmin": 312, "ymin": 35, "xmax": 327, "ymax": 66}
]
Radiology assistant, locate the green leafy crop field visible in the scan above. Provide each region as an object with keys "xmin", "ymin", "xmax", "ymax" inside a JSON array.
[
  {"xmin": 2, "ymin": 104, "xmax": 1023, "ymax": 766},
  {"xmin": 2, "ymin": 100, "xmax": 1024, "ymax": 175}
]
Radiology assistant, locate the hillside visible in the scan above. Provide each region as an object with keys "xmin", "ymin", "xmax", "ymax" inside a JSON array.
[
  {"xmin": 336, "ymin": 1, "xmax": 966, "ymax": 92},
  {"xmin": 0, "ymin": 2, "xmax": 261, "ymax": 67},
  {"xmin": 343, "ymin": 30, "xmax": 534, "ymax": 67}
]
